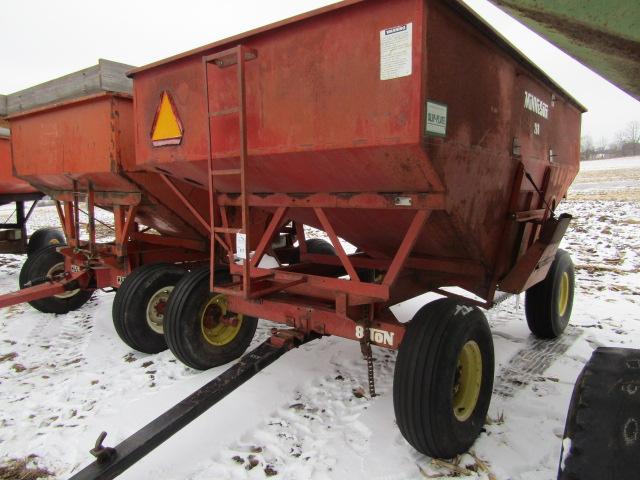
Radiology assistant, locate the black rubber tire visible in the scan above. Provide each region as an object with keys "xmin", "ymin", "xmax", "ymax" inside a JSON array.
[
  {"xmin": 112, "ymin": 263, "xmax": 185, "ymax": 354},
  {"xmin": 558, "ymin": 347, "xmax": 640, "ymax": 480},
  {"xmin": 18, "ymin": 245, "xmax": 93, "ymax": 314},
  {"xmin": 525, "ymin": 249, "xmax": 575, "ymax": 339},
  {"xmin": 306, "ymin": 238, "xmax": 336, "ymax": 255},
  {"xmin": 393, "ymin": 298, "xmax": 494, "ymax": 458},
  {"xmin": 164, "ymin": 266, "xmax": 258, "ymax": 370},
  {"xmin": 27, "ymin": 228, "xmax": 65, "ymax": 256}
]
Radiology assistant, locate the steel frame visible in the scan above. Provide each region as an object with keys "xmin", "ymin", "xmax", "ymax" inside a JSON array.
[
  {"xmin": 186, "ymin": 157, "xmax": 561, "ymax": 351},
  {"xmin": 0, "ymin": 180, "xmax": 210, "ymax": 310},
  {"xmin": 52, "ymin": 185, "xmax": 209, "ymax": 291},
  {"xmin": 196, "ymin": 43, "xmax": 496, "ymax": 350}
]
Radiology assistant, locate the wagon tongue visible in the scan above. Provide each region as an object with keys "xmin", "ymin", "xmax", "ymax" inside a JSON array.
[
  {"xmin": 0, "ymin": 269, "xmax": 89, "ymax": 309},
  {"xmin": 69, "ymin": 330, "xmax": 316, "ymax": 480}
]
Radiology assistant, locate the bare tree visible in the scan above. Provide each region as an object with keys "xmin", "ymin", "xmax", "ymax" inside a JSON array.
[
  {"xmin": 623, "ymin": 121, "xmax": 640, "ymax": 156},
  {"xmin": 580, "ymin": 135, "xmax": 595, "ymax": 160}
]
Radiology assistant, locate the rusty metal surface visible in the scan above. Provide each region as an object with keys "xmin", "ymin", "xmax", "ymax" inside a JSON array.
[
  {"xmin": 8, "ymin": 92, "xmax": 209, "ymax": 241},
  {"xmin": 132, "ymin": 0, "xmax": 581, "ymax": 301},
  {"xmin": 0, "ymin": 135, "xmax": 39, "ymax": 195}
]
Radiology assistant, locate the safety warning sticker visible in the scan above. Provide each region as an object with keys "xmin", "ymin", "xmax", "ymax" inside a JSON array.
[
  {"xmin": 380, "ymin": 23, "xmax": 413, "ymax": 81},
  {"xmin": 236, "ymin": 233, "xmax": 247, "ymax": 260}
]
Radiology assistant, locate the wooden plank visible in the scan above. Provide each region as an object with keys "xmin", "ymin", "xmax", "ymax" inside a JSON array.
[
  {"xmin": 5, "ymin": 59, "xmax": 134, "ymax": 115},
  {"xmin": 98, "ymin": 59, "xmax": 135, "ymax": 93}
]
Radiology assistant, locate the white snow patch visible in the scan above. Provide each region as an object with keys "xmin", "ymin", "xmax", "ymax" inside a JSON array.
[{"xmin": 560, "ymin": 437, "xmax": 572, "ymax": 471}]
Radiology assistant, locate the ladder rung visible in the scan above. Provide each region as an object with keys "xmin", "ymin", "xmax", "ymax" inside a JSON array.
[
  {"xmin": 213, "ymin": 227, "xmax": 242, "ymax": 234},
  {"xmin": 212, "ymin": 169, "xmax": 241, "ymax": 176},
  {"xmin": 210, "ymin": 107, "xmax": 240, "ymax": 117}
]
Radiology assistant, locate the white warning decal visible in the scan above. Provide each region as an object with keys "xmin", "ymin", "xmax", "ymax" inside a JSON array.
[
  {"xmin": 236, "ymin": 232, "xmax": 247, "ymax": 260},
  {"xmin": 380, "ymin": 23, "xmax": 413, "ymax": 80}
]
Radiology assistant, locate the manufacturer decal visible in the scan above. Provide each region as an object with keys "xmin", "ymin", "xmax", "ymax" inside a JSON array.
[
  {"xmin": 355, "ymin": 325, "xmax": 395, "ymax": 347},
  {"xmin": 524, "ymin": 91, "xmax": 549, "ymax": 119},
  {"xmin": 425, "ymin": 101, "xmax": 448, "ymax": 137}
]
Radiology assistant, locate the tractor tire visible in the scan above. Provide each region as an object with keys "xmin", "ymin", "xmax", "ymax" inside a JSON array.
[
  {"xmin": 26, "ymin": 228, "xmax": 65, "ymax": 256},
  {"xmin": 112, "ymin": 263, "xmax": 185, "ymax": 354},
  {"xmin": 18, "ymin": 245, "xmax": 93, "ymax": 314},
  {"xmin": 525, "ymin": 249, "xmax": 575, "ymax": 339},
  {"xmin": 558, "ymin": 347, "xmax": 640, "ymax": 480},
  {"xmin": 164, "ymin": 266, "xmax": 258, "ymax": 370},
  {"xmin": 394, "ymin": 298, "xmax": 494, "ymax": 458}
]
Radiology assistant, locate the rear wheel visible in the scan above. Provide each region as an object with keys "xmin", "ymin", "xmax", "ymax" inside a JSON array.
[
  {"xmin": 164, "ymin": 266, "xmax": 258, "ymax": 370},
  {"xmin": 525, "ymin": 249, "xmax": 575, "ymax": 338},
  {"xmin": 393, "ymin": 298, "xmax": 494, "ymax": 458},
  {"xmin": 19, "ymin": 245, "xmax": 93, "ymax": 314},
  {"xmin": 112, "ymin": 263, "xmax": 185, "ymax": 353},
  {"xmin": 27, "ymin": 228, "xmax": 65, "ymax": 256}
]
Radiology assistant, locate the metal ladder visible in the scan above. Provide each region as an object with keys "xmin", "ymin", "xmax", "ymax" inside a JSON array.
[{"xmin": 203, "ymin": 45, "xmax": 257, "ymax": 298}]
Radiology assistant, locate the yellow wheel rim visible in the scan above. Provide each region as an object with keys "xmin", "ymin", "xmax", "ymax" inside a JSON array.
[
  {"xmin": 558, "ymin": 272, "xmax": 570, "ymax": 317},
  {"xmin": 452, "ymin": 340, "xmax": 482, "ymax": 422},
  {"xmin": 200, "ymin": 294, "xmax": 243, "ymax": 346}
]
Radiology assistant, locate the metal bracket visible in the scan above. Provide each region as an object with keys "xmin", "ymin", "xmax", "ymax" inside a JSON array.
[{"xmin": 89, "ymin": 432, "xmax": 116, "ymax": 464}]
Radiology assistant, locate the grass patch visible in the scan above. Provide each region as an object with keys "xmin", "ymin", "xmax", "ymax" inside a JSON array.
[{"xmin": 0, "ymin": 456, "xmax": 53, "ymax": 480}]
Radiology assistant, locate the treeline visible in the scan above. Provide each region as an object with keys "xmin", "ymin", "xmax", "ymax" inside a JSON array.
[{"xmin": 581, "ymin": 120, "xmax": 639, "ymax": 161}]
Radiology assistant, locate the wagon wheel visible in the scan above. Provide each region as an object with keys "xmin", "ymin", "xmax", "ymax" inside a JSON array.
[
  {"xmin": 26, "ymin": 227, "xmax": 66, "ymax": 256},
  {"xmin": 19, "ymin": 245, "xmax": 93, "ymax": 314},
  {"xmin": 525, "ymin": 249, "xmax": 575, "ymax": 339},
  {"xmin": 393, "ymin": 298, "xmax": 494, "ymax": 458},
  {"xmin": 163, "ymin": 266, "xmax": 258, "ymax": 370},
  {"xmin": 112, "ymin": 263, "xmax": 185, "ymax": 354}
]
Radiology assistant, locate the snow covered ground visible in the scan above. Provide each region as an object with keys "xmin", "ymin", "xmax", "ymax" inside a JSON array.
[{"xmin": 0, "ymin": 158, "xmax": 639, "ymax": 479}]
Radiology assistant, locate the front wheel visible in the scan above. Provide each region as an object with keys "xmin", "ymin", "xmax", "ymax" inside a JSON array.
[
  {"xmin": 19, "ymin": 245, "xmax": 93, "ymax": 314},
  {"xmin": 112, "ymin": 263, "xmax": 185, "ymax": 354},
  {"xmin": 393, "ymin": 298, "xmax": 494, "ymax": 458},
  {"xmin": 525, "ymin": 248, "xmax": 575, "ymax": 339},
  {"xmin": 164, "ymin": 267, "xmax": 258, "ymax": 370}
]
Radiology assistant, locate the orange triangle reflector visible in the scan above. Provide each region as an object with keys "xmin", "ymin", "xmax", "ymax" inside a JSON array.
[{"xmin": 151, "ymin": 91, "xmax": 183, "ymax": 146}]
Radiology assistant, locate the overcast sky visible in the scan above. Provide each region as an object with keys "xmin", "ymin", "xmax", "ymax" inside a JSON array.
[{"xmin": 1, "ymin": 0, "xmax": 638, "ymax": 143}]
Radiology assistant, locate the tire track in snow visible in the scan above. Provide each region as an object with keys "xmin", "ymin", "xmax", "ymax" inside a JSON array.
[{"xmin": 493, "ymin": 326, "xmax": 582, "ymax": 398}]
